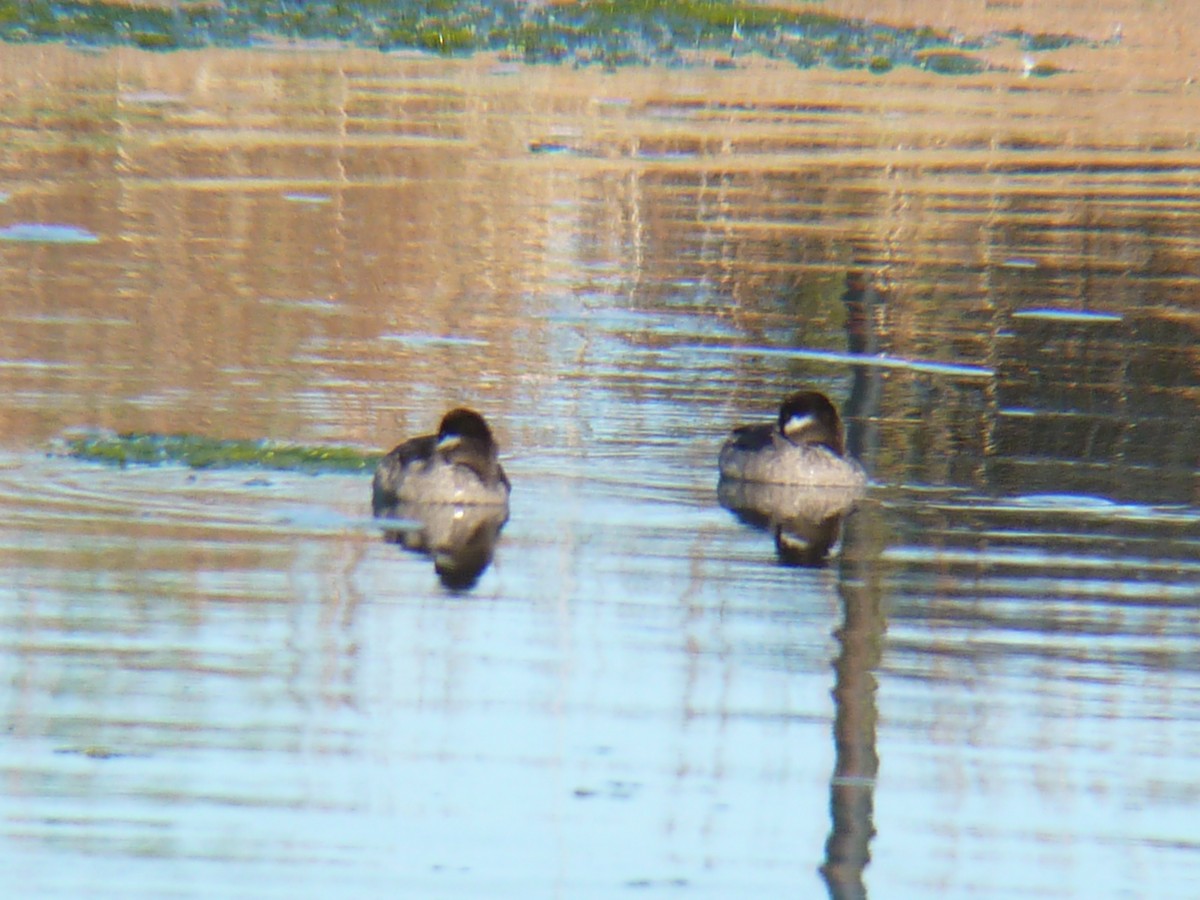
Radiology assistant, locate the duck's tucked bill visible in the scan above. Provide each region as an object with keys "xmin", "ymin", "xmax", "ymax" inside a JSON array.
[{"xmin": 372, "ymin": 407, "xmax": 510, "ymax": 512}]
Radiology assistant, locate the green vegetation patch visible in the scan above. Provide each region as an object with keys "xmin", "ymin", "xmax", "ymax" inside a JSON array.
[
  {"xmin": 1017, "ymin": 31, "xmax": 1078, "ymax": 52},
  {"xmin": 64, "ymin": 431, "xmax": 383, "ymax": 473},
  {"xmin": 919, "ymin": 50, "xmax": 990, "ymax": 75},
  {"xmin": 0, "ymin": 0, "xmax": 1090, "ymax": 74}
]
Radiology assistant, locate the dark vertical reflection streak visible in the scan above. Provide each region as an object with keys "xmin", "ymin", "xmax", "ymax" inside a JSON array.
[
  {"xmin": 842, "ymin": 271, "xmax": 885, "ymax": 464},
  {"xmin": 821, "ymin": 272, "xmax": 888, "ymax": 898},
  {"xmin": 821, "ymin": 516, "xmax": 885, "ymax": 900}
]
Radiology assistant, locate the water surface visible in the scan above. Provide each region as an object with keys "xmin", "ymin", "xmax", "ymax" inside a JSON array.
[{"xmin": 0, "ymin": 43, "xmax": 1197, "ymax": 899}]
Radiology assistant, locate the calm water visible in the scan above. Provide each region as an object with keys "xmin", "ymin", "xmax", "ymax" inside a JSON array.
[{"xmin": 1, "ymin": 45, "xmax": 1198, "ymax": 898}]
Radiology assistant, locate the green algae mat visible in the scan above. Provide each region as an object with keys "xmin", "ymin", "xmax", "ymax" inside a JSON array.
[{"xmin": 62, "ymin": 431, "xmax": 382, "ymax": 473}]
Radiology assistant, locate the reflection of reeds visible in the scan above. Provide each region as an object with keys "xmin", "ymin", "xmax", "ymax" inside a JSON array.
[
  {"xmin": 1, "ymin": 45, "xmax": 1197, "ymax": 505},
  {"xmin": 0, "ymin": 48, "xmax": 572, "ymax": 445}
]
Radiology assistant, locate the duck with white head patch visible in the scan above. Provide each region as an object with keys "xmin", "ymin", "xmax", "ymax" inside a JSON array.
[
  {"xmin": 718, "ymin": 390, "xmax": 867, "ymax": 488},
  {"xmin": 372, "ymin": 408, "xmax": 510, "ymax": 513}
]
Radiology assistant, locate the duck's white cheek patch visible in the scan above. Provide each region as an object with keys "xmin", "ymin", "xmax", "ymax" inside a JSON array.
[{"xmin": 783, "ymin": 413, "xmax": 814, "ymax": 438}]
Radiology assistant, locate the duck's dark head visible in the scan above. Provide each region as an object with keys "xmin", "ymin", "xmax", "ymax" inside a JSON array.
[
  {"xmin": 436, "ymin": 408, "xmax": 497, "ymax": 453},
  {"xmin": 777, "ymin": 391, "xmax": 845, "ymax": 455}
]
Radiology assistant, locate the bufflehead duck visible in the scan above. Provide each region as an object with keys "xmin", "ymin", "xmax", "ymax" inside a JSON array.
[
  {"xmin": 372, "ymin": 408, "xmax": 510, "ymax": 512},
  {"xmin": 718, "ymin": 390, "xmax": 867, "ymax": 488}
]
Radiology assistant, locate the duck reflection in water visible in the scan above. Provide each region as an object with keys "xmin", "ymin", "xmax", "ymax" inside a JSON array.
[
  {"xmin": 372, "ymin": 408, "xmax": 510, "ymax": 590},
  {"xmin": 377, "ymin": 502, "xmax": 508, "ymax": 591},
  {"xmin": 718, "ymin": 480, "xmax": 861, "ymax": 567},
  {"xmin": 718, "ymin": 391, "xmax": 867, "ymax": 567}
]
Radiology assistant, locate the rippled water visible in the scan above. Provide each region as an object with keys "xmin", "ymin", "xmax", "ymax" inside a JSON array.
[{"xmin": 1, "ymin": 43, "xmax": 1198, "ymax": 899}]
